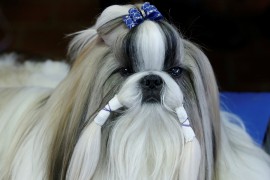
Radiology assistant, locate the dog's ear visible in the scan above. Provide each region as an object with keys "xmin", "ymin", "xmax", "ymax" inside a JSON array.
[
  {"xmin": 184, "ymin": 39, "xmax": 221, "ymax": 124},
  {"xmin": 181, "ymin": 39, "xmax": 221, "ymax": 178}
]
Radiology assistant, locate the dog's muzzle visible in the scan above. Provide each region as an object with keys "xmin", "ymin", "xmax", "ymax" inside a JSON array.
[{"xmin": 140, "ymin": 74, "xmax": 163, "ymax": 103}]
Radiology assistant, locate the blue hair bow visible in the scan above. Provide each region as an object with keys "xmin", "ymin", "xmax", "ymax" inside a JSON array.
[{"xmin": 123, "ymin": 2, "xmax": 163, "ymax": 29}]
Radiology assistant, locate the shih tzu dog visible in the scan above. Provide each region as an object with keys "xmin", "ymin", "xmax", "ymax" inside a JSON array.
[{"xmin": 0, "ymin": 2, "xmax": 270, "ymax": 180}]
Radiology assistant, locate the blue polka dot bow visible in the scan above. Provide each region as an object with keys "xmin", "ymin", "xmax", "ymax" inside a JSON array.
[{"xmin": 123, "ymin": 2, "xmax": 163, "ymax": 29}]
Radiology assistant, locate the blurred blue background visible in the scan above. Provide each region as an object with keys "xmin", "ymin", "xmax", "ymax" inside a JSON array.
[{"xmin": 221, "ymin": 92, "xmax": 270, "ymax": 145}]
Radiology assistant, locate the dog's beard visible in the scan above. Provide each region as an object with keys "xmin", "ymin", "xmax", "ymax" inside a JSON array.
[{"xmin": 94, "ymin": 104, "xmax": 185, "ymax": 180}]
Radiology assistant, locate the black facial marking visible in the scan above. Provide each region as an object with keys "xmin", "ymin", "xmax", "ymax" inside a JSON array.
[
  {"xmin": 158, "ymin": 21, "xmax": 180, "ymax": 70},
  {"xmin": 118, "ymin": 27, "xmax": 140, "ymax": 73}
]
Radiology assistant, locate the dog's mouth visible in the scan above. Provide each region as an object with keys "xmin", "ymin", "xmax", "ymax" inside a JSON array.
[
  {"xmin": 143, "ymin": 96, "xmax": 160, "ymax": 103},
  {"xmin": 142, "ymin": 90, "xmax": 161, "ymax": 104}
]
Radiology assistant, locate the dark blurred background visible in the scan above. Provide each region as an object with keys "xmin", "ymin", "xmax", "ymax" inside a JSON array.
[{"xmin": 0, "ymin": 0, "xmax": 270, "ymax": 91}]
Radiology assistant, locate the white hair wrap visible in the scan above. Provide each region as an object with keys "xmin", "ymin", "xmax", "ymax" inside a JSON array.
[
  {"xmin": 67, "ymin": 96, "xmax": 123, "ymax": 180},
  {"xmin": 94, "ymin": 95, "xmax": 123, "ymax": 126},
  {"xmin": 176, "ymin": 105, "xmax": 201, "ymax": 180},
  {"xmin": 176, "ymin": 105, "xmax": 196, "ymax": 143}
]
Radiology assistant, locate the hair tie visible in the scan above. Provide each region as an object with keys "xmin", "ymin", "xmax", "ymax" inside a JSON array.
[
  {"xmin": 141, "ymin": 2, "xmax": 163, "ymax": 21},
  {"xmin": 123, "ymin": 2, "xmax": 163, "ymax": 29},
  {"xmin": 123, "ymin": 8, "xmax": 144, "ymax": 29},
  {"xmin": 175, "ymin": 105, "xmax": 196, "ymax": 143}
]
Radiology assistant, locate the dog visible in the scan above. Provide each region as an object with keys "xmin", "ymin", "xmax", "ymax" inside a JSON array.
[{"xmin": 0, "ymin": 3, "xmax": 270, "ymax": 180}]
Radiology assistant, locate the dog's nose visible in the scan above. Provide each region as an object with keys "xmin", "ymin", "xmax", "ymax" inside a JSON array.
[
  {"xmin": 140, "ymin": 75, "xmax": 163, "ymax": 90},
  {"xmin": 140, "ymin": 75, "xmax": 163, "ymax": 103}
]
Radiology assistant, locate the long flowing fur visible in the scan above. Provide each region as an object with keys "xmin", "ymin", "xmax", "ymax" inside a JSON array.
[
  {"xmin": 94, "ymin": 105, "xmax": 184, "ymax": 180},
  {"xmin": 0, "ymin": 3, "xmax": 270, "ymax": 180}
]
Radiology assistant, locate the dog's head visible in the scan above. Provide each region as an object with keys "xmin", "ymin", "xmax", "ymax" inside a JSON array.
[{"xmin": 49, "ymin": 4, "xmax": 221, "ymax": 180}]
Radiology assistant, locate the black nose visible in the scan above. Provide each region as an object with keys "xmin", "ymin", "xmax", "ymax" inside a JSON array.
[
  {"xmin": 140, "ymin": 75, "xmax": 163, "ymax": 103},
  {"xmin": 140, "ymin": 75, "xmax": 163, "ymax": 90}
]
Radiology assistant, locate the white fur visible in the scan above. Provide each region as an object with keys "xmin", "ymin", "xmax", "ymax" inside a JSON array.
[
  {"xmin": 0, "ymin": 54, "xmax": 68, "ymax": 180},
  {"xmin": 0, "ymin": 87, "xmax": 52, "ymax": 180},
  {"xmin": 67, "ymin": 96, "xmax": 124, "ymax": 180},
  {"xmin": 0, "ymin": 53, "xmax": 69, "ymax": 88},
  {"xmin": 218, "ymin": 112, "xmax": 270, "ymax": 180},
  {"xmin": 135, "ymin": 20, "xmax": 165, "ymax": 71},
  {"xmin": 93, "ymin": 105, "xmax": 185, "ymax": 180}
]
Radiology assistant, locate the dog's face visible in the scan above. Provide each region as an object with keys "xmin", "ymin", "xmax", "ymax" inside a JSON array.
[
  {"xmin": 116, "ymin": 20, "xmax": 184, "ymax": 108},
  {"xmin": 89, "ymin": 20, "xmax": 187, "ymax": 179}
]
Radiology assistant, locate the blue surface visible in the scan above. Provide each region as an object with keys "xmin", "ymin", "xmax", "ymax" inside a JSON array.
[{"xmin": 220, "ymin": 92, "xmax": 270, "ymax": 145}]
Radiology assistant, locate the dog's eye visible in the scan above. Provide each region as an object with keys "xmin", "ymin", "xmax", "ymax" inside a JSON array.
[
  {"xmin": 119, "ymin": 67, "xmax": 133, "ymax": 76},
  {"xmin": 167, "ymin": 67, "xmax": 183, "ymax": 78}
]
